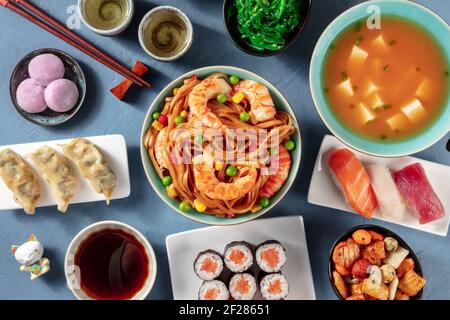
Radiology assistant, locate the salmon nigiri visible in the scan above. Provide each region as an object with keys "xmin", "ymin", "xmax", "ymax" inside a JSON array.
[{"xmin": 328, "ymin": 149, "xmax": 378, "ymax": 218}]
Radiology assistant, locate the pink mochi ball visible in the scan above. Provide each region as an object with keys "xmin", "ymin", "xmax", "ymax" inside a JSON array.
[
  {"xmin": 16, "ymin": 79, "xmax": 47, "ymax": 113},
  {"xmin": 28, "ymin": 54, "xmax": 65, "ymax": 86},
  {"xmin": 44, "ymin": 79, "xmax": 79, "ymax": 112}
]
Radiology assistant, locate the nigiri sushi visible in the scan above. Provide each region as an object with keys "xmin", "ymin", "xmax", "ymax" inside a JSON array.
[
  {"xmin": 367, "ymin": 164, "xmax": 406, "ymax": 221},
  {"xmin": 392, "ymin": 163, "xmax": 444, "ymax": 224},
  {"xmin": 328, "ymin": 149, "xmax": 378, "ymax": 218}
]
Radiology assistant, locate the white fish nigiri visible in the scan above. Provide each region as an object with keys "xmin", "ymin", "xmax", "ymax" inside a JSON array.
[{"xmin": 367, "ymin": 164, "xmax": 405, "ymax": 221}]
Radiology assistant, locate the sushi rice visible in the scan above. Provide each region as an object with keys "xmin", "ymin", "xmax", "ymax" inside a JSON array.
[{"xmin": 198, "ymin": 280, "xmax": 230, "ymax": 300}]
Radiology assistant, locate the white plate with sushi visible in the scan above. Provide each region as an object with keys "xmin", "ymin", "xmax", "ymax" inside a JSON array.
[
  {"xmin": 0, "ymin": 134, "xmax": 130, "ymax": 213},
  {"xmin": 166, "ymin": 215, "xmax": 316, "ymax": 300},
  {"xmin": 308, "ymin": 135, "xmax": 449, "ymax": 236}
]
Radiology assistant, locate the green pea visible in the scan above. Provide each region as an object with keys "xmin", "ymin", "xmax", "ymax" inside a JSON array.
[
  {"xmin": 284, "ymin": 139, "xmax": 296, "ymax": 151},
  {"xmin": 229, "ymin": 75, "xmax": 240, "ymax": 85},
  {"xmin": 152, "ymin": 112, "xmax": 161, "ymax": 120},
  {"xmin": 217, "ymin": 93, "xmax": 227, "ymax": 104},
  {"xmin": 260, "ymin": 197, "xmax": 270, "ymax": 208},
  {"xmin": 179, "ymin": 201, "xmax": 191, "ymax": 212},
  {"xmin": 240, "ymin": 112, "xmax": 250, "ymax": 122},
  {"xmin": 226, "ymin": 166, "xmax": 238, "ymax": 177},
  {"xmin": 195, "ymin": 135, "xmax": 204, "ymax": 145},
  {"xmin": 175, "ymin": 115, "xmax": 184, "ymax": 126},
  {"xmin": 162, "ymin": 176, "xmax": 173, "ymax": 186}
]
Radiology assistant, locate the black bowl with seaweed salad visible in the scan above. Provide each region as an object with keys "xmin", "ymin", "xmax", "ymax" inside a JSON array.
[{"xmin": 223, "ymin": 0, "xmax": 312, "ymax": 56}]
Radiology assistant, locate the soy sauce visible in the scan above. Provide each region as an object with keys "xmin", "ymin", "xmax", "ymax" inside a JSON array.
[{"xmin": 75, "ymin": 229, "xmax": 149, "ymax": 300}]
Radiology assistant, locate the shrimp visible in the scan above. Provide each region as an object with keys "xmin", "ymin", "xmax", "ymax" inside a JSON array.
[
  {"xmin": 188, "ymin": 78, "xmax": 232, "ymax": 128},
  {"xmin": 155, "ymin": 127, "xmax": 168, "ymax": 168},
  {"xmin": 238, "ymin": 80, "xmax": 276, "ymax": 123},
  {"xmin": 193, "ymin": 155, "xmax": 258, "ymax": 201}
]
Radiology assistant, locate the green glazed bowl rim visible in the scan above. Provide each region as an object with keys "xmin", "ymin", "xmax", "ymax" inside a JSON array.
[
  {"xmin": 140, "ymin": 66, "xmax": 302, "ymax": 226},
  {"xmin": 310, "ymin": 0, "xmax": 450, "ymax": 157}
]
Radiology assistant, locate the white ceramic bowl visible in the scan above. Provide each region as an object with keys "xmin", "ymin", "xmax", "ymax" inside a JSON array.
[
  {"xmin": 138, "ymin": 6, "xmax": 193, "ymax": 61},
  {"xmin": 64, "ymin": 220, "xmax": 157, "ymax": 300},
  {"xmin": 78, "ymin": 0, "xmax": 135, "ymax": 36}
]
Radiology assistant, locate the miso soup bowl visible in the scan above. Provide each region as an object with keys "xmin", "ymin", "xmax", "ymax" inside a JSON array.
[
  {"xmin": 64, "ymin": 221, "xmax": 157, "ymax": 300},
  {"xmin": 310, "ymin": 0, "xmax": 450, "ymax": 157}
]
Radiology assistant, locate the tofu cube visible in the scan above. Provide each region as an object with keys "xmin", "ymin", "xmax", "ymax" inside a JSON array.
[
  {"xmin": 358, "ymin": 102, "xmax": 376, "ymax": 124},
  {"xmin": 415, "ymin": 78, "xmax": 433, "ymax": 99},
  {"xmin": 401, "ymin": 98, "xmax": 427, "ymax": 122},
  {"xmin": 371, "ymin": 34, "xmax": 390, "ymax": 52},
  {"xmin": 337, "ymin": 79, "xmax": 355, "ymax": 97},
  {"xmin": 387, "ymin": 113, "xmax": 407, "ymax": 131},
  {"xmin": 349, "ymin": 45, "xmax": 369, "ymax": 65},
  {"xmin": 367, "ymin": 93, "xmax": 384, "ymax": 110}
]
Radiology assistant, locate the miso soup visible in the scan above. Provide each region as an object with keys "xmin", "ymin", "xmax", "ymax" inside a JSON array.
[{"xmin": 323, "ymin": 17, "xmax": 449, "ymax": 141}]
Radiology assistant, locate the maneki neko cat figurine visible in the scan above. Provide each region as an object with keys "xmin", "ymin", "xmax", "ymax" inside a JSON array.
[{"xmin": 11, "ymin": 234, "xmax": 50, "ymax": 280}]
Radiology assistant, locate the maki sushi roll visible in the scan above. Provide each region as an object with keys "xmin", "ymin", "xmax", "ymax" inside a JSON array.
[
  {"xmin": 223, "ymin": 241, "xmax": 253, "ymax": 273},
  {"xmin": 255, "ymin": 240, "xmax": 287, "ymax": 273},
  {"xmin": 198, "ymin": 280, "xmax": 230, "ymax": 300},
  {"xmin": 228, "ymin": 273, "xmax": 257, "ymax": 300},
  {"xmin": 260, "ymin": 273, "xmax": 289, "ymax": 300},
  {"xmin": 194, "ymin": 250, "xmax": 224, "ymax": 281}
]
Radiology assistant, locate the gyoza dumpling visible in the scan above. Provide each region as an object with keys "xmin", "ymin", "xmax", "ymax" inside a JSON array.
[
  {"xmin": 61, "ymin": 138, "xmax": 116, "ymax": 204},
  {"xmin": 0, "ymin": 149, "xmax": 40, "ymax": 214},
  {"xmin": 30, "ymin": 146, "xmax": 78, "ymax": 213}
]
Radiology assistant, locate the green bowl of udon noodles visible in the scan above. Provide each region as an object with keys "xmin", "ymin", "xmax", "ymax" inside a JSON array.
[{"xmin": 140, "ymin": 66, "xmax": 301, "ymax": 225}]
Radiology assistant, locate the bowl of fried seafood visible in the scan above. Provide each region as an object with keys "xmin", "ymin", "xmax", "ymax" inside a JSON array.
[
  {"xmin": 140, "ymin": 66, "xmax": 301, "ymax": 225},
  {"xmin": 329, "ymin": 225, "xmax": 425, "ymax": 300}
]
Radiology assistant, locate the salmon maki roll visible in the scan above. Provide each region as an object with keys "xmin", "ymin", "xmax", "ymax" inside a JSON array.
[
  {"xmin": 328, "ymin": 149, "xmax": 378, "ymax": 218},
  {"xmin": 255, "ymin": 240, "xmax": 287, "ymax": 273},
  {"xmin": 229, "ymin": 273, "xmax": 257, "ymax": 300},
  {"xmin": 194, "ymin": 250, "xmax": 224, "ymax": 281},
  {"xmin": 198, "ymin": 280, "xmax": 229, "ymax": 300},
  {"xmin": 223, "ymin": 241, "xmax": 254, "ymax": 273},
  {"xmin": 260, "ymin": 273, "xmax": 289, "ymax": 300}
]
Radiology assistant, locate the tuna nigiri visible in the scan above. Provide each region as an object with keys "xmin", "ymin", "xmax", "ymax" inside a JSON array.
[
  {"xmin": 367, "ymin": 164, "xmax": 406, "ymax": 221},
  {"xmin": 328, "ymin": 149, "xmax": 378, "ymax": 218},
  {"xmin": 392, "ymin": 163, "xmax": 444, "ymax": 224}
]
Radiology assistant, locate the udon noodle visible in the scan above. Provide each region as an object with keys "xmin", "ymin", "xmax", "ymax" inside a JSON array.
[{"xmin": 144, "ymin": 73, "xmax": 295, "ymax": 216}]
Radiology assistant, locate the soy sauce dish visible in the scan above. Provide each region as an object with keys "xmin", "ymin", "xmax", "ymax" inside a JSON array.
[
  {"xmin": 223, "ymin": 0, "xmax": 312, "ymax": 56},
  {"xmin": 9, "ymin": 48, "xmax": 86, "ymax": 126},
  {"xmin": 65, "ymin": 221, "xmax": 157, "ymax": 300}
]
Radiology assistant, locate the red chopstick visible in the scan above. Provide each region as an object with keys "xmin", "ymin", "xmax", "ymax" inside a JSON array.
[{"xmin": 2, "ymin": 0, "xmax": 151, "ymax": 88}]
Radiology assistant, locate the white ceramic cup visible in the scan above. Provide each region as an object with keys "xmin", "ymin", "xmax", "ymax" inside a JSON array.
[
  {"xmin": 78, "ymin": 0, "xmax": 135, "ymax": 36},
  {"xmin": 64, "ymin": 220, "xmax": 157, "ymax": 300},
  {"xmin": 138, "ymin": 6, "xmax": 194, "ymax": 62}
]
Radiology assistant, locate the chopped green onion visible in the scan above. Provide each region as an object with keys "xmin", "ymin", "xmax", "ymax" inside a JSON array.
[
  {"xmin": 383, "ymin": 65, "xmax": 391, "ymax": 72},
  {"xmin": 380, "ymin": 134, "xmax": 387, "ymax": 140},
  {"xmin": 355, "ymin": 36, "xmax": 364, "ymax": 45},
  {"xmin": 341, "ymin": 71, "xmax": 348, "ymax": 81},
  {"xmin": 383, "ymin": 104, "xmax": 392, "ymax": 110},
  {"xmin": 389, "ymin": 40, "xmax": 397, "ymax": 46}
]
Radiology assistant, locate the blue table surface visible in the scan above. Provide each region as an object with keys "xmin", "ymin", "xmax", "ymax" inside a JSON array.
[{"xmin": 0, "ymin": 0, "xmax": 449, "ymax": 300}]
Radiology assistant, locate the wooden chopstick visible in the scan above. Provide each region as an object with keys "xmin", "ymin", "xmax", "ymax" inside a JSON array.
[{"xmin": 2, "ymin": 0, "xmax": 151, "ymax": 88}]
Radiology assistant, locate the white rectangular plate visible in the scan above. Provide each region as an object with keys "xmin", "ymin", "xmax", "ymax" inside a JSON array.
[
  {"xmin": 0, "ymin": 134, "xmax": 130, "ymax": 212},
  {"xmin": 308, "ymin": 135, "xmax": 450, "ymax": 236},
  {"xmin": 166, "ymin": 216, "xmax": 316, "ymax": 300}
]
